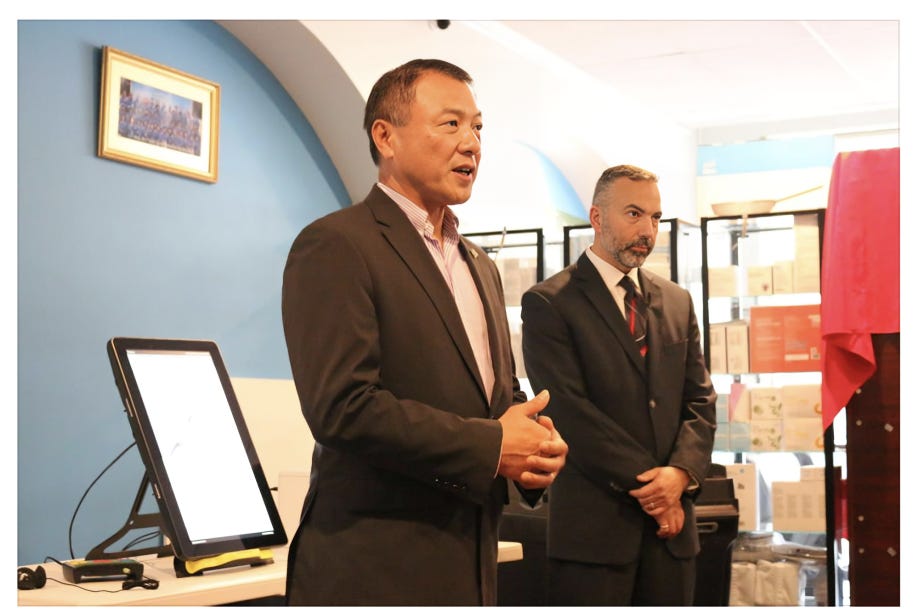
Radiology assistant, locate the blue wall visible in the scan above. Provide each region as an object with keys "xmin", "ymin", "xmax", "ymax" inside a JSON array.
[{"xmin": 17, "ymin": 20, "xmax": 349, "ymax": 564}]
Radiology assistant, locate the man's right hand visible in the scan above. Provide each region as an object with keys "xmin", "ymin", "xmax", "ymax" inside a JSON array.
[
  {"xmin": 497, "ymin": 390, "xmax": 555, "ymax": 487},
  {"xmin": 654, "ymin": 502, "xmax": 685, "ymax": 539}
]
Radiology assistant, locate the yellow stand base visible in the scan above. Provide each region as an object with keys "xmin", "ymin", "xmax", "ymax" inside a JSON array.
[{"xmin": 174, "ymin": 548, "xmax": 274, "ymax": 577}]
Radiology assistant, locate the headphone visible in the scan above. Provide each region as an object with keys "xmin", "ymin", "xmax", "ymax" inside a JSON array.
[{"xmin": 17, "ymin": 565, "xmax": 47, "ymax": 590}]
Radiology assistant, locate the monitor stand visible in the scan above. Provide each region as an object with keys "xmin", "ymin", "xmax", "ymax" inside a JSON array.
[
  {"xmin": 86, "ymin": 473, "xmax": 172, "ymax": 560},
  {"xmin": 173, "ymin": 548, "xmax": 275, "ymax": 577}
]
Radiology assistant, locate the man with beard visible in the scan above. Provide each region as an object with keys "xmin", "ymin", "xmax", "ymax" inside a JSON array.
[{"xmin": 520, "ymin": 164, "xmax": 716, "ymax": 605}]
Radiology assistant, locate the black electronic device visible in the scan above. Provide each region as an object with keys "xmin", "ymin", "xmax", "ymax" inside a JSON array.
[
  {"xmin": 693, "ymin": 472, "xmax": 740, "ymax": 606},
  {"xmin": 105, "ymin": 337, "xmax": 287, "ymax": 561},
  {"xmin": 62, "ymin": 559, "xmax": 144, "ymax": 583}
]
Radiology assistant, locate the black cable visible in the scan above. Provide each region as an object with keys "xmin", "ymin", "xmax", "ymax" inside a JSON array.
[
  {"xmin": 44, "ymin": 575, "xmax": 125, "ymax": 593},
  {"xmin": 68, "ymin": 442, "xmax": 137, "ymax": 559},
  {"xmin": 119, "ymin": 531, "xmax": 160, "ymax": 551}
]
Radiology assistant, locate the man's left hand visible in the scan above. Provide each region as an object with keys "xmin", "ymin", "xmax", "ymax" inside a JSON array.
[
  {"xmin": 518, "ymin": 414, "xmax": 568, "ymax": 489},
  {"xmin": 628, "ymin": 466, "xmax": 690, "ymax": 516}
]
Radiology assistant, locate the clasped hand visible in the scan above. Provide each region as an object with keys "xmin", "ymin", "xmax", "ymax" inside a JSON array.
[
  {"xmin": 497, "ymin": 390, "xmax": 568, "ymax": 489},
  {"xmin": 628, "ymin": 466, "xmax": 690, "ymax": 539}
]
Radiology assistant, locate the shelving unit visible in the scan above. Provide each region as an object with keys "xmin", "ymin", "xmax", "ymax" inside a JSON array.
[
  {"xmin": 464, "ymin": 228, "xmax": 545, "ymax": 396},
  {"xmin": 700, "ymin": 209, "xmax": 846, "ymax": 606},
  {"xmin": 563, "ymin": 218, "xmax": 701, "ymax": 288}
]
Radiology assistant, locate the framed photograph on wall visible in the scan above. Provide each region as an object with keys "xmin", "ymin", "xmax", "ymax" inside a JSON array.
[{"xmin": 98, "ymin": 46, "xmax": 220, "ymax": 183}]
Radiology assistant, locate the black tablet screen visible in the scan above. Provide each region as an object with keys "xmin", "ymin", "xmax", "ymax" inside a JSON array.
[{"xmin": 108, "ymin": 337, "xmax": 287, "ymax": 559}]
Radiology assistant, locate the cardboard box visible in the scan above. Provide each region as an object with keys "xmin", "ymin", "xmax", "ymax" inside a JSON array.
[
  {"xmin": 725, "ymin": 463, "xmax": 759, "ymax": 531},
  {"xmin": 782, "ymin": 417, "xmax": 824, "ymax": 451},
  {"xmin": 708, "ymin": 266, "xmax": 740, "ymax": 297},
  {"xmin": 729, "ymin": 383, "xmax": 751, "ymax": 423},
  {"xmin": 656, "ymin": 229, "xmax": 671, "ymax": 249},
  {"xmin": 714, "ymin": 425, "xmax": 731, "ymax": 451},
  {"xmin": 781, "ymin": 384, "xmax": 822, "ymax": 418},
  {"xmin": 644, "ymin": 262, "xmax": 672, "ymax": 280},
  {"xmin": 497, "ymin": 256, "xmax": 537, "ymax": 307},
  {"xmin": 772, "ymin": 260, "xmax": 795, "ymax": 294},
  {"xmin": 749, "ymin": 387, "xmax": 782, "ymax": 420},
  {"xmin": 716, "ymin": 393, "xmax": 730, "ymax": 423},
  {"xmin": 800, "ymin": 465, "xmax": 826, "ymax": 481},
  {"xmin": 725, "ymin": 321, "xmax": 750, "ymax": 373},
  {"xmin": 749, "ymin": 304, "xmax": 821, "ymax": 373},
  {"xmin": 772, "ymin": 480, "xmax": 825, "ymax": 532},
  {"xmin": 709, "ymin": 323, "xmax": 728, "ymax": 374},
  {"xmin": 746, "ymin": 265, "xmax": 774, "ymax": 296},
  {"xmin": 643, "ymin": 251, "xmax": 672, "ymax": 280},
  {"xmin": 729, "ymin": 422, "xmax": 751, "ymax": 451},
  {"xmin": 750, "ymin": 419, "xmax": 783, "ymax": 451},
  {"xmin": 794, "ymin": 259, "xmax": 821, "ymax": 293},
  {"xmin": 793, "ymin": 218, "xmax": 821, "ymax": 293}
]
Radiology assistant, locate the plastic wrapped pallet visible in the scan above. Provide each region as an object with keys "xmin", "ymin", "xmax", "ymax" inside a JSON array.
[
  {"xmin": 753, "ymin": 559, "xmax": 803, "ymax": 606},
  {"xmin": 729, "ymin": 561, "xmax": 757, "ymax": 606}
]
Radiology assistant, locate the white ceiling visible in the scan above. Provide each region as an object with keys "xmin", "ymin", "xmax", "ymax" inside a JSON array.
[{"xmin": 498, "ymin": 20, "xmax": 899, "ymax": 140}]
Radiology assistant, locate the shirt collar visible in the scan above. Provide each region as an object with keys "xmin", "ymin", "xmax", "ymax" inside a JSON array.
[
  {"xmin": 377, "ymin": 182, "xmax": 460, "ymax": 243},
  {"xmin": 585, "ymin": 244, "xmax": 641, "ymax": 294}
]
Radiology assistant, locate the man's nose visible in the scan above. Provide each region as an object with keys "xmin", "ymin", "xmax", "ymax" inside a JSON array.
[
  {"xmin": 459, "ymin": 126, "xmax": 481, "ymax": 155},
  {"xmin": 637, "ymin": 216, "xmax": 657, "ymax": 239}
]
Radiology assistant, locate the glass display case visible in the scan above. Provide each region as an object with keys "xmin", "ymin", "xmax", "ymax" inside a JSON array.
[
  {"xmin": 563, "ymin": 219, "xmax": 702, "ymax": 307},
  {"xmin": 700, "ymin": 209, "xmax": 847, "ymax": 606},
  {"xmin": 464, "ymin": 228, "xmax": 544, "ymax": 397}
]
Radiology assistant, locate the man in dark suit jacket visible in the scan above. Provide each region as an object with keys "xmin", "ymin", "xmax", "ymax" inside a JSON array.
[
  {"xmin": 521, "ymin": 165, "xmax": 716, "ymax": 605},
  {"xmin": 281, "ymin": 59, "xmax": 567, "ymax": 606}
]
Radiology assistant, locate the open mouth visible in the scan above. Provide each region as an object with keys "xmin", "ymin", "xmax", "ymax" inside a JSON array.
[{"xmin": 454, "ymin": 166, "xmax": 475, "ymax": 177}]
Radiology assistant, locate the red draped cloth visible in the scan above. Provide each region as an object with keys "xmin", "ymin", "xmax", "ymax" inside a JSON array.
[{"xmin": 820, "ymin": 147, "xmax": 900, "ymax": 430}]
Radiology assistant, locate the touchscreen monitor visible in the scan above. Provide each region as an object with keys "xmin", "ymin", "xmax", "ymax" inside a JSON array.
[{"xmin": 106, "ymin": 337, "xmax": 287, "ymax": 560}]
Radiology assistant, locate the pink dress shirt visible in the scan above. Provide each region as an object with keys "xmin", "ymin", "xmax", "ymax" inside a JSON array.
[{"xmin": 379, "ymin": 183, "xmax": 495, "ymax": 404}]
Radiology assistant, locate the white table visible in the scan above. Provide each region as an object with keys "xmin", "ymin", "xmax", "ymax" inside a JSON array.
[{"xmin": 18, "ymin": 541, "xmax": 523, "ymax": 606}]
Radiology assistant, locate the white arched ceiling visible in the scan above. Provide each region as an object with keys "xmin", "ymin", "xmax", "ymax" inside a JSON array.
[
  {"xmin": 218, "ymin": 20, "xmax": 698, "ymax": 222},
  {"xmin": 218, "ymin": 20, "xmax": 375, "ymax": 205}
]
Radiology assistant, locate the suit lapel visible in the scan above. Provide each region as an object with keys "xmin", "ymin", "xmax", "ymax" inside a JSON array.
[
  {"xmin": 638, "ymin": 268, "xmax": 664, "ymax": 353},
  {"xmin": 573, "ymin": 253, "xmax": 647, "ymax": 377},
  {"xmin": 639, "ymin": 267, "xmax": 666, "ymax": 388},
  {"xmin": 365, "ymin": 188, "xmax": 489, "ymax": 403},
  {"xmin": 460, "ymin": 238, "xmax": 506, "ymax": 414}
]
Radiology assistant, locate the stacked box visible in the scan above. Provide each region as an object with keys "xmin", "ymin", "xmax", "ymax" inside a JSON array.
[
  {"xmin": 746, "ymin": 265, "xmax": 774, "ymax": 296},
  {"xmin": 708, "ymin": 266, "xmax": 740, "ymax": 297},
  {"xmin": 725, "ymin": 463, "xmax": 759, "ymax": 532},
  {"xmin": 725, "ymin": 321, "xmax": 750, "ymax": 373}
]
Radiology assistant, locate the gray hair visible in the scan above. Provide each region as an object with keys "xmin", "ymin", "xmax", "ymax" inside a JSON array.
[{"xmin": 592, "ymin": 164, "xmax": 659, "ymax": 206}]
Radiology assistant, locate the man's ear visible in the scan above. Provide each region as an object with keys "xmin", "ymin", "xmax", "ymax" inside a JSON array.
[
  {"xmin": 589, "ymin": 205, "xmax": 602, "ymax": 233},
  {"xmin": 371, "ymin": 119, "xmax": 396, "ymax": 161}
]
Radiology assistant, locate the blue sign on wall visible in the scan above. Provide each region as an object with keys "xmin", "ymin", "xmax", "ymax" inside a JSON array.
[{"xmin": 698, "ymin": 136, "xmax": 835, "ymax": 176}]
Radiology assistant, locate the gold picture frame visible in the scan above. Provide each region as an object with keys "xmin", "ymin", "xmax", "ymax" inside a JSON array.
[{"xmin": 98, "ymin": 46, "xmax": 220, "ymax": 183}]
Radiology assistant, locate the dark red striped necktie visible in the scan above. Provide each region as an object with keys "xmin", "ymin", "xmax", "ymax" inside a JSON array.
[{"xmin": 619, "ymin": 276, "xmax": 647, "ymax": 357}]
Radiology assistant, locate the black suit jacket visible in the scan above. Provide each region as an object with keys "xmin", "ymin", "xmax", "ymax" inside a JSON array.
[
  {"xmin": 281, "ymin": 186, "xmax": 528, "ymax": 605},
  {"xmin": 521, "ymin": 252, "xmax": 716, "ymax": 565}
]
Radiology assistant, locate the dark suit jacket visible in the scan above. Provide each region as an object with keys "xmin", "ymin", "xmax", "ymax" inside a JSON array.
[
  {"xmin": 281, "ymin": 186, "xmax": 528, "ymax": 605},
  {"xmin": 521, "ymin": 252, "xmax": 716, "ymax": 566}
]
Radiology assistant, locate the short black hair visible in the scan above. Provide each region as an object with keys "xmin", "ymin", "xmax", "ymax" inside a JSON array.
[{"xmin": 363, "ymin": 59, "xmax": 473, "ymax": 165}]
